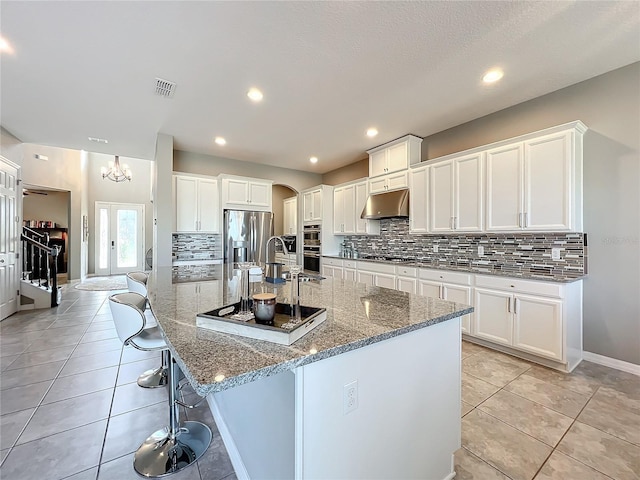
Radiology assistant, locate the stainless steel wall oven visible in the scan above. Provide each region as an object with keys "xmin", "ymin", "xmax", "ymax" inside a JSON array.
[{"xmin": 303, "ymin": 224, "xmax": 321, "ymax": 273}]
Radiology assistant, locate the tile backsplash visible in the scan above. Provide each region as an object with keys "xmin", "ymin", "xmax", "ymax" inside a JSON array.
[
  {"xmin": 172, "ymin": 233, "xmax": 221, "ymax": 261},
  {"xmin": 344, "ymin": 219, "xmax": 586, "ymax": 281}
]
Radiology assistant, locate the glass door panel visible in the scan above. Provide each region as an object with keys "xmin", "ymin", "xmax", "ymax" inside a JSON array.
[{"xmin": 95, "ymin": 202, "xmax": 144, "ymax": 275}]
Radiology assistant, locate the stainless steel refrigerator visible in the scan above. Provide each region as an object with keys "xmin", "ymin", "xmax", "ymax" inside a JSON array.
[{"xmin": 223, "ymin": 210, "xmax": 274, "ymax": 265}]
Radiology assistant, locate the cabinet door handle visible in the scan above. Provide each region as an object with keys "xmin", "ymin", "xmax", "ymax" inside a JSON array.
[
  {"xmin": 524, "ymin": 213, "xmax": 528, "ymax": 228},
  {"xmin": 507, "ymin": 297, "xmax": 511, "ymax": 313},
  {"xmin": 518, "ymin": 213, "xmax": 522, "ymax": 228},
  {"xmin": 442, "ymin": 285, "xmax": 447, "ymax": 299},
  {"xmin": 439, "ymin": 285, "xmax": 443, "ymax": 299},
  {"xmin": 514, "ymin": 298, "xmax": 519, "ymax": 314}
]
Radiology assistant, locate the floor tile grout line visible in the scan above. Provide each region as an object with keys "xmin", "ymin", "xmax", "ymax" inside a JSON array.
[
  {"xmin": 459, "ymin": 445, "xmax": 515, "ymax": 480},
  {"xmin": 527, "ymin": 384, "xmax": 611, "ymax": 480},
  {"xmin": 2, "ymin": 301, "xmax": 109, "ymax": 453},
  {"xmin": 95, "ymin": 345, "xmax": 128, "ymax": 480}
]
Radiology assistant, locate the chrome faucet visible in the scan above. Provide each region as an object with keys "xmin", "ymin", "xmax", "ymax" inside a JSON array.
[{"xmin": 265, "ymin": 236, "xmax": 289, "ymax": 264}]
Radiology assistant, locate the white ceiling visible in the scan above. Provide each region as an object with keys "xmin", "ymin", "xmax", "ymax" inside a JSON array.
[{"xmin": 2, "ymin": 1, "xmax": 639, "ymax": 174}]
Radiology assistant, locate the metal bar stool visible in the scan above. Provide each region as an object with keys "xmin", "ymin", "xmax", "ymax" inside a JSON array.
[
  {"xmin": 125, "ymin": 271, "xmax": 166, "ymax": 388},
  {"xmin": 109, "ymin": 292, "xmax": 212, "ymax": 477}
]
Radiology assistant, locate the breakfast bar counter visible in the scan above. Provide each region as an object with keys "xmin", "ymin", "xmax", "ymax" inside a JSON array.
[{"xmin": 148, "ymin": 265, "xmax": 472, "ymax": 480}]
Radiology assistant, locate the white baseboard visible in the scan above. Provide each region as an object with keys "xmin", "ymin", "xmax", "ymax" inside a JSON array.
[
  {"xmin": 583, "ymin": 351, "xmax": 640, "ymax": 376},
  {"xmin": 206, "ymin": 395, "xmax": 250, "ymax": 480}
]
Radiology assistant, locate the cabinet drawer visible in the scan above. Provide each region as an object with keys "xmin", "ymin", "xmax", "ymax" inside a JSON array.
[
  {"xmin": 395, "ymin": 266, "xmax": 417, "ymax": 277},
  {"xmin": 475, "ymin": 275, "xmax": 563, "ymax": 298},
  {"xmin": 357, "ymin": 261, "xmax": 396, "ymax": 275},
  {"xmin": 343, "ymin": 260, "xmax": 357, "ymax": 269},
  {"xmin": 419, "ymin": 269, "xmax": 472, "ymax": 286},
  {"xmin": 323, "ymin": 257, "xmax": 343, "ymax": 267}
]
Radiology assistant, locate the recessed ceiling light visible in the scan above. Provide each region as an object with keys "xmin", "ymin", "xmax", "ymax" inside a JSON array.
[
  {"xmin": 366, "ymin": 128, "xmax": 378, "ymax": 138},
  {"xmin": 483, "ymin": 69, "xmax": 504, "ymax": 84},
  {"xmin": 214, "ymin": 137, "xmax": 226, "ymax": 146},
  {"xmin": 0, "ymin": 37, "xmax": 13, "ymax": 54},
  {"xmin": 309, "ymin": 156, "xmax": 318, "ymax": 164},
  {"xmin": 247, "ymin": 88, "xmax": 263, "ymax": 102}
]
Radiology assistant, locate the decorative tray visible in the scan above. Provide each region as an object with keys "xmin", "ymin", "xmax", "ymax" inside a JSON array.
[{"xmin": 197, "ymin": 301, "xmax": 327, "ymax": 346}]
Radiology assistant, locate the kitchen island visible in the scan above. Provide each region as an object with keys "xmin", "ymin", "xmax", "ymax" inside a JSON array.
[{"xmin": 148, "ymin": 265, "xmax": 472, "ymax": 480}]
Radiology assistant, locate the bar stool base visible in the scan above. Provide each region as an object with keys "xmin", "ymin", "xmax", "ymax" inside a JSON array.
[
  {"xmin": 134, "ymin": 421, "xmax": 212, "ymax": 477},
  {"xmin": 137, "ymin": 366, "xmax": 168, "ymax": 388}
]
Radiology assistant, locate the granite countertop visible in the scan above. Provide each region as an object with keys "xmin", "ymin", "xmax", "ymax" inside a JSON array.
[
  {"xmin": 148, "ymin": 265, "xmax": 472, "ymax": 397},
  {"xmin": 322, "ymin": 255, "xmax": 585, "ymax": 283}
]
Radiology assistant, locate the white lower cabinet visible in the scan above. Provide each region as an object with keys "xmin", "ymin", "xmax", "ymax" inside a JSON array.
[
  {"xmin": 418, "ymin": 269, "xmax": 473, "ymax": 334},
  {"xmin": 322, "ymin": 257, "xmax": 343, "ymax": 279},
  {"xmin": 375, "ymin": 273, "xmax": 396, "ymax": 289},
  {"xmin": 472, "ymin": 275, "xmax": 581, "ymax": 370},
  {"xmin": 357, "ymin": 270, "xmax": 375, "ymax": 286}
]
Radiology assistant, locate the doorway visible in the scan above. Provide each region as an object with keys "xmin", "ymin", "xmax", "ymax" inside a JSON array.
[
  {"xmin": 95, "ymin": 202, "xmax": 145, "ymax": 275},
  {"xmin": 1, "ymin": 157, "xmax": 20, "ymax": 320}
]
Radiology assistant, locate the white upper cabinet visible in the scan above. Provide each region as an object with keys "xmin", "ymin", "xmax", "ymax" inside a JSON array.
[
  {"xmin": 486, "ymin": 143, "xmax": 526, "ymax": 231},
  {"xmin": 429, "ymin": 152, "xmax": 483, "ymax": 233},
  {"xmin": 354, "ymin": 180, "xmax": 380, "ymax": 235},
  {"xmin": 486, "ymin": 124, "xmax": 585, "ymax": 231},
  {"xmin": 220, "ymin": 175, "xmax": 272, "ymax": 211},
  {"xmin": 303, "ymin": 188, "xmax": 323, "ymax": 222},
  {"xmin": 369, "ymin": 171, "xmax": 408, "ymax": 194},
  {"xmin": 283, "ymin": 197, "xmax": 297, "ymax": 235},
  {"xmin": 409, "ymin": 165, "xmax": 428, "ymax": 233},
  {"xmin": 174, "ymin": 174, "xmax": 219, "ymax": 233},
  {"xmin": 368, "ymin": 135, "xmax": 422, "ymax": 178},
  {"xmin": 333, "ymin": 180, "xmax": 378, "ymax": 235},
  {"xmin": 524, "ymin": 131, "xmax": 574, "ymax": 230}
]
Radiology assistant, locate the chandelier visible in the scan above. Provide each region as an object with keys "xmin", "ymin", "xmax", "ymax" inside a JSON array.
[{"xmin": 101, "ymin": 156, "xmax": 132, "ymax": 182}]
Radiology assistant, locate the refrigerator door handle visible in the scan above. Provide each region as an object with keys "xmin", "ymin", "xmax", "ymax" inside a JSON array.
[{"xmin": 250, "ymin": 214, "xmax": 256, "ymax": 263}]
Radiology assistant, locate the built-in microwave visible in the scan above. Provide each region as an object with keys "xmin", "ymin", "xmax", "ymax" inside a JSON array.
[{"xmin": 303, "ymin": 224, "xmax": 321, "ymax": 246}]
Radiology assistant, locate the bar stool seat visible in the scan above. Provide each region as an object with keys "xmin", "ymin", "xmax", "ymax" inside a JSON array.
[
  {"xmin": 109, "ymin": 292, "xmax": 212, "ymax": 477},
  {"xmin": 124, "ymin": 272, "xmax": 163, "ymax": 385}
]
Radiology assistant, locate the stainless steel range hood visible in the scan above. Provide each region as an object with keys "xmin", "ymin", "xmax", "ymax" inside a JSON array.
[{"xmin": 361, "ymin": 188, "xmax": 409, "ymax": 220}]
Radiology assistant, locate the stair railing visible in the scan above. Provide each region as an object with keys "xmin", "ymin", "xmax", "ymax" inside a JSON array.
[{"xmin": 21, "ymin": 227, "xmax": 60, "ymax": 307}]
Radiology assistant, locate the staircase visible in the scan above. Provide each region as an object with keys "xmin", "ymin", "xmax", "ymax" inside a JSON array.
[{"xmin": 20, "ymin": 227, "xmax": 61, "ymax": 309}]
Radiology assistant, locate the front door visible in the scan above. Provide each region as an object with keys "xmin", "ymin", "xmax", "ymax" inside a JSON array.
[
  {"xmin": 95, "ymin": 202, "xmax": 144, "ymax": 275},
  {"xmin": 1, "ymin": 157, "xmax": 20, "ymax": 320}
]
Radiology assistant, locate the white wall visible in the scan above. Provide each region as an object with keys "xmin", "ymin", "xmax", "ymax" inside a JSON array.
[{"xmin": 86, "ymin": 152, "xmax": 153, "ymax": 274}]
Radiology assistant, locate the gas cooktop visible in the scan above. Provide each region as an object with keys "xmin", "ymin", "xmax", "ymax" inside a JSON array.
[{"xmin": 359, "ymin": 255, "xmax": 416, "ymax": 264}]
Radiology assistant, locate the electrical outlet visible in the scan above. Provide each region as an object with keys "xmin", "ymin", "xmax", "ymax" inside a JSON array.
[
  {"xmin": 551, "ymin": 248, "xmax": 561, "ymax": 260},
  {"xmin": 343, "ymin": 380, "xmax": 358, "ymax": 414},
  {"xmin": 432, "ymin": 244, "xmax": 439, "ymax": 253},
  {"xmin": 478, "ymin": 245, "xmax": 484, "ymax": 256}
]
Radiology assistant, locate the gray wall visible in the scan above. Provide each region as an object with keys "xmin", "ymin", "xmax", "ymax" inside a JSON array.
[
  {"xmin": 420, "ymin": 62, "xmax": 640, "ymax": 365},
  {"xmin": 322, "ymin": 158, "xmax": 368, "ymax": 186},
  {"xmin": 173, "ymin": 150, "xmax": 322, "ymax": 193},
  {"xmin": 86, "ymin": 152, "xmax": 153, "ymax": 274},
  {"xmin": 0, "ymin": 127, "xmax": 23, "ymax": 166},
  {"xmin": 322, "ymin": 62, "xmax": 640, "ymax": 365},
  {"xmin": 272, "ymin": 185, "xmax": 297, "ymax": 236},
  {"xmin": 17, "ymin": 144, "xmax": 85, "ymax": 280},
  {"xmin": 23, "ymin": 190, "xmax": 70, "ymax": 228},
  {"xmin": 153, "ymin": 134, "xmax": 174, "ymax": 269}
]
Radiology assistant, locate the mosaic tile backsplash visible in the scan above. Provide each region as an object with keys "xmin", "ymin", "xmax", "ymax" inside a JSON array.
[
  {"xmin": 343, "ymin": 219, "xmax": 586, "ymax": 281},
  {"xmin": 172, "ymin": 233, "xmax": 221, "ymax": 261}
]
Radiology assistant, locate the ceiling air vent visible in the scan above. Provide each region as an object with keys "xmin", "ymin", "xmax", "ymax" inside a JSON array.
[{"xmin": 155, "ymin": 78, "xmax": 176, "ymax": 98}]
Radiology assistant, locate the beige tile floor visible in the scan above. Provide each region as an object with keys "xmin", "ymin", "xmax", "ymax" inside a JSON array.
[
  {"xmin": 458, "ymin": 341, "xmax": 640, "ymax": 480},
  {"xmin": 1, "ymin": 283, "xmax": 639, "ymax": 479}
]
